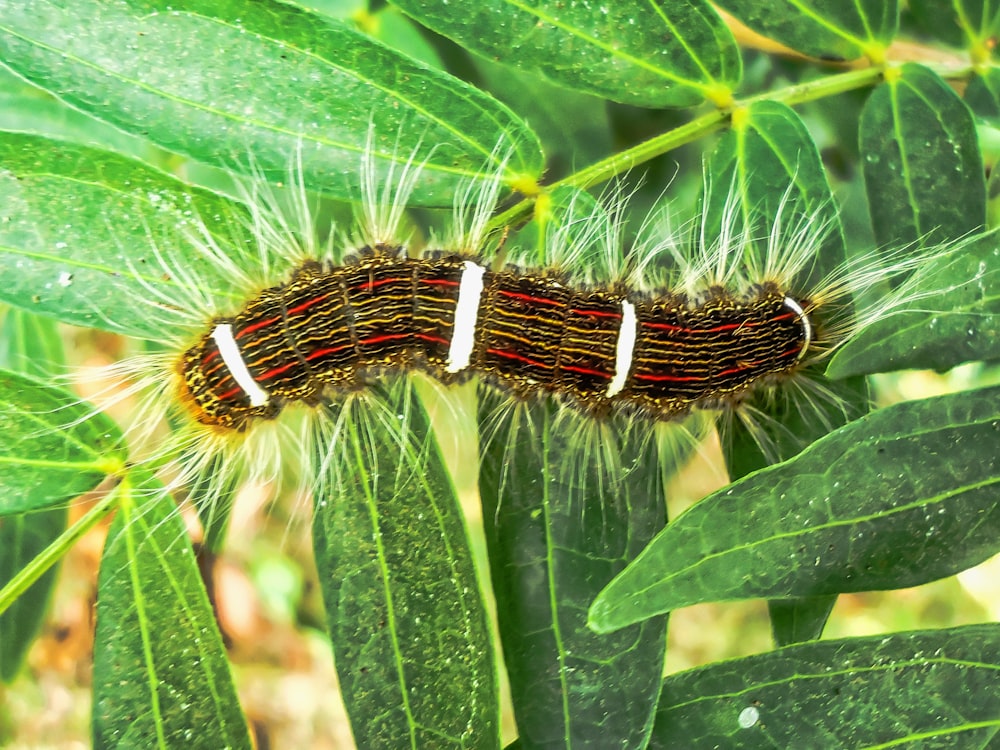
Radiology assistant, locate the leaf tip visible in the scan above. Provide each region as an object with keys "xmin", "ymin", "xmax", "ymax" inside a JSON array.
[{"xmin": 586, "ymin": 592, "xmax": 623, "ymax": 634}]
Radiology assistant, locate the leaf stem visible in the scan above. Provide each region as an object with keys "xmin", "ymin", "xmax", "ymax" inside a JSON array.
[{"xmin": 0, "ymin": 483, "xmax": 121, "ymax": 617}]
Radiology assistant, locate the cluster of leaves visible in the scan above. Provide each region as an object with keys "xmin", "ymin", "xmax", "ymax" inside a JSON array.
[{"xmin": 1, "ymin": 0, "xmax": 1000, "ymax": 747}]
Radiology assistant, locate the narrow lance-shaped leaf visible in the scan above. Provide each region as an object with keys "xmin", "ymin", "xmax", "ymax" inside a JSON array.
[
  {"xmin": 312, "ymin": 382, "xmax": 500, "ymax": 748},
  {"xmin": 589, "ymin": 384, "xmax": 1000, "ymax": 633},
  {"xmin": 0, "ymin": 368, "xmax": 123, "ymax": 514},
  {"xmin": 0, "ymin": 132, "xmax": 257, "ymax": 337},
  {"xmin": 651, "ymin": 624, "xmax": 1000, "ymax": 748},
  {"xmin": 0, "ymin": 311, "xmax": 69, "ymax": 682},
  {"xmin": 965, "ymin": 68, "xmax": 1000, "ymax": 125},
  {"xmin": 701, "ymin": 100, "xmax": 866, "ymax": 473},
  {"xmin": 479, "ymin": 395, "xmax": 668, "ymax": 749},
  {"xmin": 714, "ymin": 0, "xmax": 899, "ymax": 61},
  {"xmin": 828, "ymin": 228, "xmax": 1000, "ymax": 377},
  {"xmin": 0, "ymin": 0, "xmax": 543, "ymax": 201},
  {"xmin": 92, "ymin": 474, "xmax": 251, "ymax": 749},
  {"xmin": 861, "ymin": 63, "xmax": 986, "ymax": 250},
  {"xmin": 701, "ymin": 101, "xmax": 861, "ymax": 644},
  {"xmin": 394, "ymin": 0, "xmax": 741, "ymax": 108},
  {"xmin": 831, "ymin": 63, "xmax": 996, "ymax": 376}
]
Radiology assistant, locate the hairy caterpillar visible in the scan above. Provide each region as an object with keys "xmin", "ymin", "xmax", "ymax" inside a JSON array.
[
  {"xmin": 90, "ymin": 143, "xmax": 940, "ymax": 507},
  {"xmin": 180, "ymin": 250, "xmax": 810, "ymax": 432}
]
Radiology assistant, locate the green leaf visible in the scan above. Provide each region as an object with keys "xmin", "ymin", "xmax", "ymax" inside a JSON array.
[
  {"xmin": 766, "ymin": 596, "xmax": 837, "ymax": 647},
  {"xmin": 827, "ymin": 229, "xmax": 1000, "ymax": 377},
  {"xmin": 589, "ymin": 384, "xmax": 1000, "ymax": 633},
  {"xmin": 702, "ymin": 101, "xmax": 845, "ymax": 304},
  {"xmin": 651, "ymin": 624, "xmax": 1000, "ymax": 748},
  {"xmin": 479, "ymin": 398, "xmax": 667, "ymax": 748},
  {"xmin": 0, "ymin": 310, "xmax": 68, "ymax": 682},
  {"xmin": 0, "ymin": 368, "xmax": 123, "ymax": 513},
  {"xmin": 0, "ymin": 132, "xmax": 254, "ymax": 337},
  {"xmin": 714, "ymin": 0, "xmax": 898, "ymax": 61},
  {"xmin": 312, "ymin": 382, "xmax": 499, "ymax": 748},
  {"xmin": 393, "ymin": 0, "xmax": 741, "ymax": 108},
  {"xmin": 0, "ymin": 68, "xmax": 160, "ymax": 162},
  {"xmin": 909, "ymin": 0, "xmax": 1000, "ymax": 54},
  {"xmin": 92, "ymin": 474, "xmax": 251, "ymax": 749},
  {"xmin": 0, "ymin": 308, "xmax": 66, "ymax": 378},
  {"xmin": 0, "ymin": 510, "xmax": 67, "ymax": 683},
  {"xmin": 965, "ymin": 68, "xmax": 1000, "ymax": 123},
  {"xmin": 0, "ymin": 0, "xmax": 542, "ymax": 201},
  {"xmin": 860, "ymin": 63, "xmax": 986, "ymax": 249},
  {"xmin": 701, "ymin": 101, "xmax": 866, "ymax": 476}
]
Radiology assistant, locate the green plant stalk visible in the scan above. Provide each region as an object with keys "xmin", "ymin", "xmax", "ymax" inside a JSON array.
[
  {"xmin": 0, "ymin": 483, "xmax": 121, "ymax": 617},
  {"xmin": 489, "ymin": 62, "xmax": 978, "ymax": 232}
]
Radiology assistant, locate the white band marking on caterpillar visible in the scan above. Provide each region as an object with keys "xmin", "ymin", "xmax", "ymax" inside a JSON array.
[
  {"xmin": 782, "ymin": 296, "xmax": 812, "ymax": 360},
  {"xmin": 211, "ymin": 323, "xmax": 270, "ymax": 406},
  {"xmin": 607, "ymin": 299, "xmax": 637, "ymax": 397},
  {"xmin": 446, "ymin": 261, "xmax": 486, "ymax": 373}
]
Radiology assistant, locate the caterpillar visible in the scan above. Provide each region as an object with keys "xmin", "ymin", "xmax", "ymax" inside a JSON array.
[
  {"xmin": 180, "ymin": 250, "xmax": 810, "ymax": 433},
  {"xmin": 105, "ymin": 146, "xmax": 934, "ymax": 502}
]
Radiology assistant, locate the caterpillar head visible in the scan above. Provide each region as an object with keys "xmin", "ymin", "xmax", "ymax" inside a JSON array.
[{"xmin": 176, "ymin": 325, "xmax": 281, "ymax": 432}]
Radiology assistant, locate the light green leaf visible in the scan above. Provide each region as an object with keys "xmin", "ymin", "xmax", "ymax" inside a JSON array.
[
  {"xmin": 0, "ymin": 369, "xmax": 123, "ymax": 514},
  {"xmin": 0, "ymin": 132, "xmax": 254, "ymax": 337},
  {"xmin": 0, "ymin": 0, "xmax": 543, "ymax": 201},
  {"xmin": 860, "ymin": 63, "xmax": 986, "ymax": 249},
  {"xmin": 312, "ymin": 382, "xmax": 500, "ymax": 748},
  {"xmin": 0, "ymin": 308, "xmax": 65, "ymax": 379},
  {"xmin": 715, "ymin": 0, "xmax": 898, "ymax": 61},
  {"xmin": 589, "ymin": 384, "xmax": 1000, "ymax": 633},
  {"xmin": 651, "ymin": 624, "xmax": 1000, "ymax": 748},
  {"xmin": 92, "ymin": 475, "xmax": 251, "ymax": 749},
  {"xmin": 393, "ymin": 0, "xmax": 741, "ymax": 108}
]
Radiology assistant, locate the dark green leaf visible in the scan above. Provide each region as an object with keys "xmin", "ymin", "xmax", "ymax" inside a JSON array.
[
  {"xmin": 0, "ymin": 510, "xmax": 67, "ymax": 683},
  {"xmin": 0, "ymin": 369, "xmax": 123, "ymax": 513},
  {"xmin": 910, "ymin": 0, "xmax": 1000, "ymax": 53},
  {"xmin": 964, "ymin": 68, "xmax": 1000, "ymax": 123},
  {"xmin": 860, "ymin": 63, "xmax": 986, "ymax": 249},
  {"xmin": 827, "ymin": 229, "xmax": 1000, "ymax": 377},
  {"xmin": 394, "ymin": 0, "xmax": 741, "ymax": 108},
  {"xmin": 767, "ymin": 596, "xmax": 837, "ymax": 646},
  {"xmin": 715, "ymin": 0, "xmax": 899, "ymax": 61},
  {"xmin": 590, "ymin": 384, "xmax": 1000, "ymax": 633},
  {"xmin": 702, "ymin": 101, "xmax": 844, "ymax": 309},
  {"xmin": 651, "ymin": 624, "xmax": 1000, "ymax": 748},
  {"xmin": 0, "ymin": 0, "xmax": 542, "ymax": 201},
  {"xmin": 479, "ymin": 397, "xmax": 667, "ymax": 748},
  {"xmin": 0, "ymin": 310, "xmax": 68, "ymax": 682},
  {"xmin": 92, "ymin": 475, "xmax": 251, "ymax": 749},
  {"xmin": 312, "ymin": 382, "xmax": 499, "ymax": 748},
  {"xmin": 701, "ymin": 101, "xmax": 864, "ymax": 474}
]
